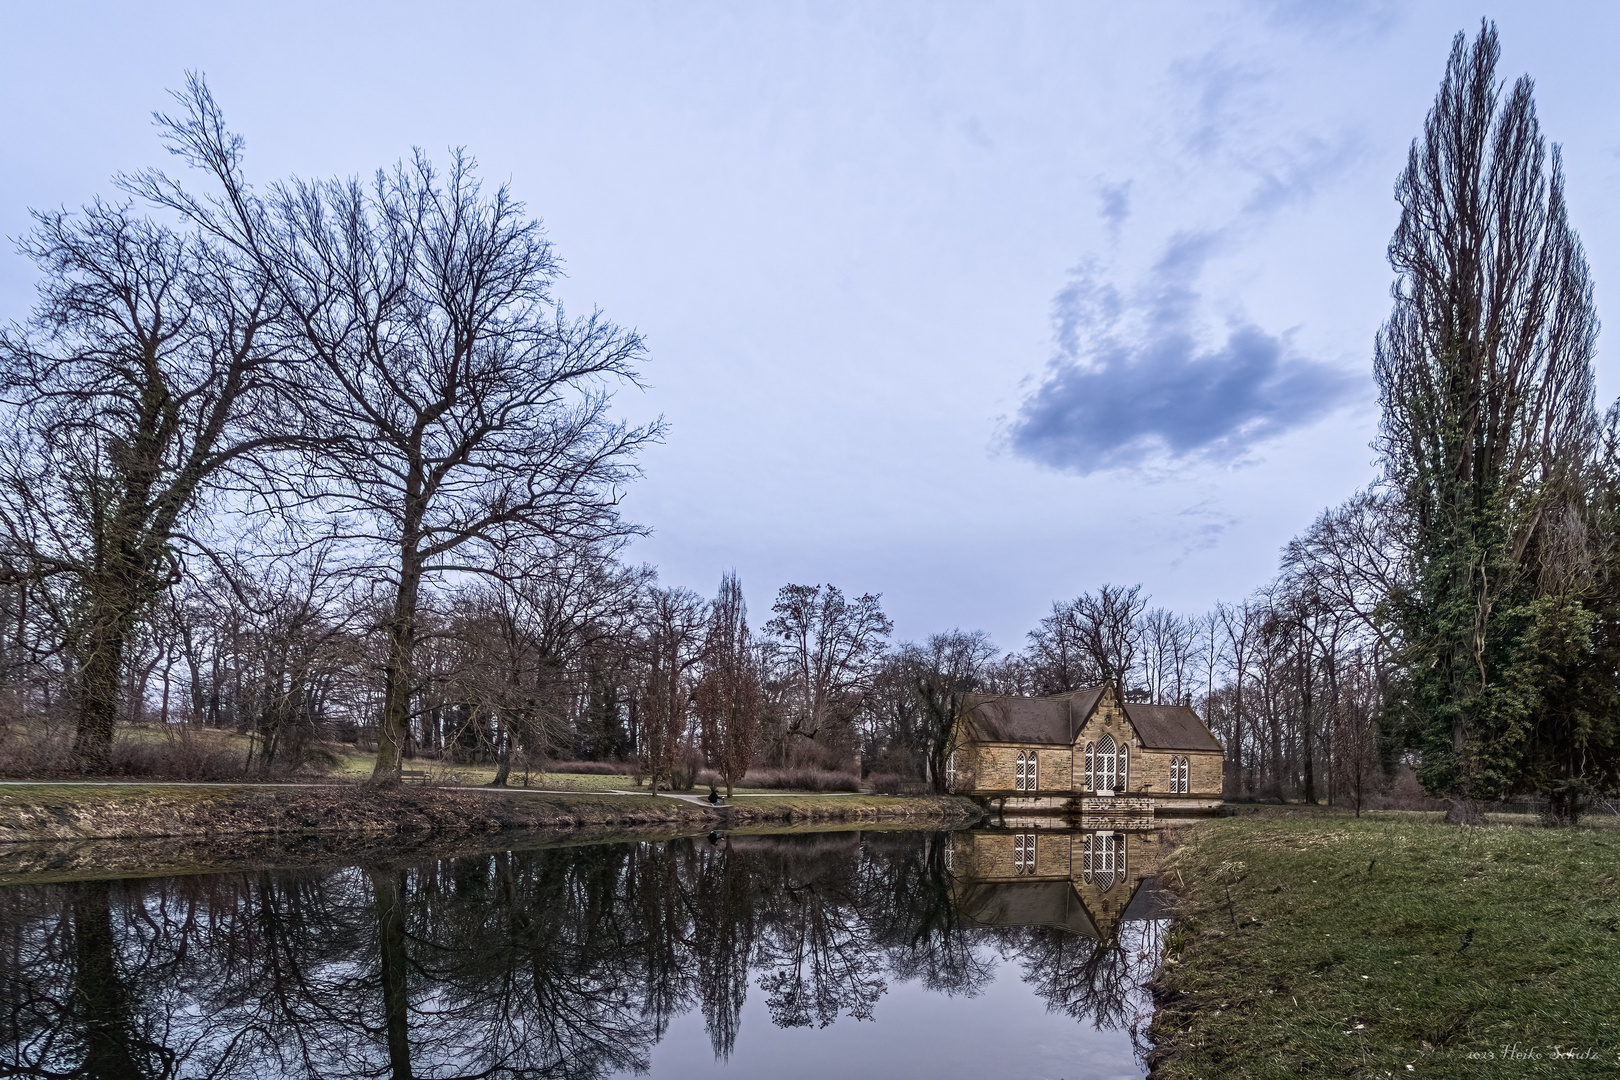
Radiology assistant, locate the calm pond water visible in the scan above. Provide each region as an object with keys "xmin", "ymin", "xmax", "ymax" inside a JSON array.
[{"xmin": 0, "ymin": 825, "xmax": 1170, "ymax": 1079}]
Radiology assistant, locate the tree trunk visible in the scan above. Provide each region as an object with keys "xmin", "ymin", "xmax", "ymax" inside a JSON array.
[
  {"xmin": 73, "ymin": 589, "xmax": 133, "ymax": 772},
  {"xmin": 490, "ymin": 726, "xmax": 512, "ymax": 787},
  {"xmin": 371, "ymin": 545, "xmax": 422, "ymax": 786}
]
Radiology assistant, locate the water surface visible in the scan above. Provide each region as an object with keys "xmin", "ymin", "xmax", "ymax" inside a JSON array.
[{"xmin": 0, "ymin": 825, "xmax": 1168, "ymax": 1079}]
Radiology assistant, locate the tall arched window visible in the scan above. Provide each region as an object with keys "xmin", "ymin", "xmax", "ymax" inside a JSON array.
[
  {"xmin": 945, "ymin": 752, "xmax": 957, "ymax": 789},
  {"xmin": 1015, "ymin": 751, "xmax": 1039, "ymax": 792},
  {"xmin": 1084, "ymin": 741, "xmax": 1095, "ymax": 790},
  {"xmin": 1014, "ymin": 832, "xmax": 1036, "ymax": 874},
  {"xmin": 1095, "ymin": 734, "xmax": 1116, "ymax": 792},
  {"xmin": 1117, "ymin": 744, "xmax": 1129, "ymax": 791}
]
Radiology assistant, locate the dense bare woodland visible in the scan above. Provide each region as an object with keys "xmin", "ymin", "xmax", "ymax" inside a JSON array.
[{"xmin": 1, "ymin": 25, "xmax": 1616, "ymax": 819}]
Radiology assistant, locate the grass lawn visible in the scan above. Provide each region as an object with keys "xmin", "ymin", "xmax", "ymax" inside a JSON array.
[{"xmin": 1151, "ymin": 812, "xmax": 1620, "ymax": 1078}]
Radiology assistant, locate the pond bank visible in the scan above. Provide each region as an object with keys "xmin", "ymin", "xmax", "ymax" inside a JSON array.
[
  {"xmin": 0, "ymin": 782, "xmax": 983, "ymax": 854},
  {"xmin": 1148, "ymin": 812, "xmax": 1620, "ymax": 1079}
]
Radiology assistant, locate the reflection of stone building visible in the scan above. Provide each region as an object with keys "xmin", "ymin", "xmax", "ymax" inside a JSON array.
[
  {"xmin": 946, "ymin": 827, "xmax": 1169, "ymax": 941},
  {"xmin": 946, "ymin": 682, "xmax": 1223, "ymax": 814}
]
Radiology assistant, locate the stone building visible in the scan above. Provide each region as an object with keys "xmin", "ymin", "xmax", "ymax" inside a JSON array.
[{"xmin": 945, "ymin": 682, "xmax": 1223, "ymax": 813}]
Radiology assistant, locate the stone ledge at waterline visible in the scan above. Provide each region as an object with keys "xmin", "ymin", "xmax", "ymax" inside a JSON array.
[{"xmin": 0, "ymin": 783, "xmax": 985, "ymax": 846}]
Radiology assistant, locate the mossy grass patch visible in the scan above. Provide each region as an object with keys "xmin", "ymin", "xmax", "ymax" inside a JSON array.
[{"xmin": 1151, "ymin": 813, "xmax": 1620, "ymax": 1078}]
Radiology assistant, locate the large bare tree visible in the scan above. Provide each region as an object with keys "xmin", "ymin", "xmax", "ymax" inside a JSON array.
[{"xmin": 136, "ymin": 79, "xmax": 660, "ymax": 784}]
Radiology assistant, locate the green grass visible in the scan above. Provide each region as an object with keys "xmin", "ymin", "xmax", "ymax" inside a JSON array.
[{"xmin": 1152, "ymin": 813, "xmax": 1620, "ymax": 1079}]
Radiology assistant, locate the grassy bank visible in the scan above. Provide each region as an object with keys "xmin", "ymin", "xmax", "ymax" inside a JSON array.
[
  {"xmin": 0, "ymin": 781, "xmax": 981, "ymax": 851},
  {"xmin": 1150, "ymin": 813, "xmax": 1620, "ymax": 1079}
]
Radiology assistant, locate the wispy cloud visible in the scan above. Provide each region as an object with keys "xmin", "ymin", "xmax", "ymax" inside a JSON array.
[
  {"xmin": 1007, "ymin": 234, "xmax": 1355, "ymax": 475},
  {"xmin": 1242, "ymin": 132, "xmax": 1366, "ymax": 213},
  {"xmin": 1172, "ymin": 52, "xmax": 1267, "ymax": 158},
  {"xmin": 1248, "ymin": 0, "xmax": 1399, "ymax": 38},
  {"xmin": 1098, "ymin": 180, "xmax": 1132, "ymax": 232}
]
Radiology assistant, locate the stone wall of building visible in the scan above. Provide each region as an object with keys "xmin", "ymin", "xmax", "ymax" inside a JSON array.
[{"xmin": 968, "ymin": 743, "xmax": 1074, "ymax": 794}]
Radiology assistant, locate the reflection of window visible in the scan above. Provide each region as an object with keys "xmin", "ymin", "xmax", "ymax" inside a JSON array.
[
  {"xmin": 1083, "ymin": 833, "xmax": 1126, "ymax": 891},
  {"xmin": 1015, "ymin": 751, "xmax": 1038, "ymax": 791},
  {"xmin": 1170, "ymin": 755, "xmax": 1189, "ymax": 794},
  {"xmin": 943, "ymin": 843, "xmax": 954, "ymax": 872},
  {"xmin": 1014, "ymin": 832, "xmax": 1037, "ymax": 874}
]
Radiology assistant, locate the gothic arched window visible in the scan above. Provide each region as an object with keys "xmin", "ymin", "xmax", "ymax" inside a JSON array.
[{"xmin": 1095, "ymin": 734, "xmax": 1116, "ymax": 792}]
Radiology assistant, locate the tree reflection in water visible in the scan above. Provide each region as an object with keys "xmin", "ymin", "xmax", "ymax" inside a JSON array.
[{"xmin": 0, "ymin": 829, "xmax": 1165, "ymax": 1079}]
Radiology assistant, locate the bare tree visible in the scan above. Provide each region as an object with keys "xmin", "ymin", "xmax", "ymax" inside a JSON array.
[
  {"xmin": 1137, "ymin": 607, "xmax": 1197, "ymax": 705},
  {"xmin": 1216, "ymin": 599, "xmax": 1259, "ymax": 796},
  {"xmin": 693, "ymin": 571, "xmax": 761, "ymax": 796},
  {"xmin": 0, "ymin": 193, "xmax": 285, "ymax": 769},
  {"xmin": 134, "ymin": 80, "xmax": 661, "ymax": 784},
  {"xmin": 1027, "ymin": 585, "xmax": 1147, "ymax": 694},
  {"xmin": 763, "ymin": 584, "xmax": 891, "ymax": 761},
  {"xmin": 635, "ymin": 587, "xmax": 708, "ymax": 794}
]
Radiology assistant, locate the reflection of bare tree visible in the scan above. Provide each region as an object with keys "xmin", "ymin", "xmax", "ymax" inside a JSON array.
[
  {"xmin": 689, "ymin": 840, "xmax": 758, "ymax": 1060},
  {"xmin": 0, "ymin": 830, "xmax": 1166, "ymax": 1078},
  {"xmin": 999, "ymin": 912, "xmax": 1166, "ymax": 1062},
  {"xmin": 860, "ymin": 833, "xmax": 994, "ymax": 999}
]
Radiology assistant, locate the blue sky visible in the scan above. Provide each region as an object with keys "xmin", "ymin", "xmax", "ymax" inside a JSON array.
[{"xmin": 3, "ymin": 1, "xmax": 1617, "ymax": 649}]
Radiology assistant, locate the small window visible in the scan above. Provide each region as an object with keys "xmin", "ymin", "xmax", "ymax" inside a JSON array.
[
  {"xmin": 945, "ymin": 751, "xmax": 957, "ymax": 789},
  {"xmin": 1084, "ymin": 741, "xmax": 1095, "ymax": 790},
  {"xmin": 1169, "ymin": 756, "xmax": 1190, "ymax": 794},
  {"xmin": 1014, "ymin": 752, "xmax": 1026, "ymax": 791},
  {"xmin": 1118, "ymin": 744, "xmax": 1129, "ymax": 791},
  {"xmin": 1028, "ymin": 752, "xmax": 1038, "ymax": 791}
]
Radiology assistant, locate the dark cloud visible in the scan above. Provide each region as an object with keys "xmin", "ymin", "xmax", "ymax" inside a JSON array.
[{"xmin": 1008, "ymin": 237, "xmax": 1356, "ymax": 475}]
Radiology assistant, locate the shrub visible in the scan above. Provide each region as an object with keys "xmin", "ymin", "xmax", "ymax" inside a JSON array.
[
  {"xmin": 736, "ymin": 767, "xmax": 862, "ymax": 792},
  {"xmin": 669, "ymin": 753, "xmax": 700, "ymax": 792},
  {"xmin": 867, "ymin": 772, "xmax": 902, "ymax": 795},
  {"xmin": 546, "ymin": 760, "xmax": 636, "ymax": 775}
]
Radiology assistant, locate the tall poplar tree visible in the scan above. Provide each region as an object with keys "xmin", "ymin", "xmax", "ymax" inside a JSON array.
[{"xmin": 1374, "ymin": 22, "xmax": 1613, "ymax": 820}]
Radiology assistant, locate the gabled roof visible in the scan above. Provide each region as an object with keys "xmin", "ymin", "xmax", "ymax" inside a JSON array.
[
  {"xmin": 959, "ymin": 686, "xmax": 1105, "ymax": 746},
  {"xmin": 1120, "ymin": 702, "xmax": 1223, "ymax": 753}
]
